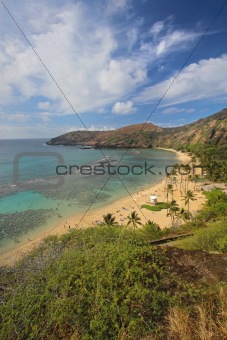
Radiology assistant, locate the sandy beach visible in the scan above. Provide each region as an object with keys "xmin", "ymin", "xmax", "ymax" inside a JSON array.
[{"xmin": 0, "ymin": 149, "xmax": 206, "ymax": 266}]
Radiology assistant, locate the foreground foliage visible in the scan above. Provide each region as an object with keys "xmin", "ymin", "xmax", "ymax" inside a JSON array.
[
  {"xmin": 0, "ymin": 225, "xmax": 223, "ymax": 339},
  {"xmin": 0, "ymin": 228, "xmax": 168, "ymax": 338},
  {"xmin": 172, "ymin": 190, "xmax": 227, "ymax": 252},
  {"xmin": 167, "ymin": 284, "xmax": 227, "ymax": 340},
  {"xmin": 0, "ymin": 190, "xmax": 226, "ymax": 339}
]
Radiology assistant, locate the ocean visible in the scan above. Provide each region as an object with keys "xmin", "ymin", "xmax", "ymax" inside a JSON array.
[{"xmin": 0, "ymin": 139, "xmax": 178, "ymax": 253}]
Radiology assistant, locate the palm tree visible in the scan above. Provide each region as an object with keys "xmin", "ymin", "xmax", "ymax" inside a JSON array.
[
  {"xmin": 183, "ymin": 190, "xmax": 197, "ymax": 212},
  {"xmin": 180, "ymin": 164, "xmax": 190, "ymax": 194},
  {"xmin": 127, "ymin": 211, "xmax": 142, "ymax": 232},
  {"xmin": 146, "ymin": 220, "xmax": 161, "ymax": 230},
  {"xmin": 144, "ymin": 220, "xmax": 161, "ymax": 238},
  {"xmin": 170, "ymin": 167, "xmax": 177, "ymax": 177},
  {"xmin": 191, "ymin": 156, "xmax": 196, "ymax": 164},
  {"xmin": 166, "ymin": 184, "xmax": 174, "ymax": 202},
  {"xmin": 177, "ymin": 208, "xmax": 192, "ymax": 225},
  {"xmin": 172, "ymin": 176, "xmax": 178, "ymax": 189},
  {"xmin": 102, "ymin": 213, "xmax": 117, "ymax": 226},
  {"xmin": 167, "ymin": 200, "xmax": 180, "ymax": 227}
]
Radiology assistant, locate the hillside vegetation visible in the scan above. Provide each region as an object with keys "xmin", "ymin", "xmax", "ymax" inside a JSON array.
[
  {"xmin": 0, "ymin": 190, "xmax": 227, "ymax": 339},
  {"xmin": 47, "ymin": 109, "xmax": 227, "ymax": 182},
  {"xmin": 47, "ymin": 108, "xmax": 227, "ymax": 149}
]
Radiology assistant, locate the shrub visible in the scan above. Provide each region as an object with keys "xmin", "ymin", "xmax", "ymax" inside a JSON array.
[{"xmin": 142, "ymin": 221, "xmax": 162, "ymax": 239}]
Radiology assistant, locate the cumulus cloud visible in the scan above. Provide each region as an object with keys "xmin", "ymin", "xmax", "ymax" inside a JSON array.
[
  {"xmin": 135, "ymin": 54, "xmax": 227, "ymax": 106},
  {"xmin": 112, "ymin": 101, "xmax": 137, "ymax": 115},
  {"xmin": 98, "ymin": 60, "xmax": 147, "ymax": 96},
  {"xmin": 0, "ymin": 1, "xmax": 148, "ymax": 117},
  {"xmin": 0, "ymin": 0, "xmax": 201, "ymax": 120}
]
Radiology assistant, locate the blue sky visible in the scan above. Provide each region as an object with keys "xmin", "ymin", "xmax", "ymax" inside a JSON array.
[{"xmin": 0, "ymin": 0, "xmax": 227, "ymax": 138}]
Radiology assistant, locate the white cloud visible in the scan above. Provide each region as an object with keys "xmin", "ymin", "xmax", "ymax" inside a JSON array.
[
  {"xmin": 135, "ymin": 54, "xmax": 227, "ymax": 106},
  {"xmin": 0, "ymin": 0, "xmax": 201, "ymax": 121},
  {"xmin": 140, "ymin": 16, "xmax": 198, "ymax": 59},
  {"xmin": 154, "ymin": 122, "xmax": 177, "ymax": 128},
  {"xmin": 0, "ymin": 122, "xmax": 114, "ymax": 139},
  {"xmin": 0, "ymin": 124, "xmax": 63, "ymax": 139},
  {"xmin": 127, "ymin": 27, "xmax": 138, "ymax": 51},
  {"xmin": 0, "ymin": 1, "xmax": 148, "ymax": 116},
  {"xmin": 66, "ymin": 125, "xmax": 115, "ymax": 132},
  {"xmin": 37, "ymin": 101, "xmax": 52, "ymax": 110},
  {"xmin": 38, "ymin": 112, "xmax": 52, "ymax": 122},
  {"xmin": 106, "ymin": 0, "xmax": 131, "ymax": 15},
  {"xmin": 1, "ymin": 0, "xmax": 215, "ymax": 138},
  {"xmin": 8, "ymin": 113, "xmax": 29, "ymax": 122},
  {"xmin": 0, "ymin": 112, "xmax": 29, "ymax": 122},
  {"xmin": 112, "ymin": 101, "xmax": 137, "ymax": 115},
  {"xmin": 162, "ymin": 107, "xmax": 195, "ymax": 114},
  {"xmin": 98, "ymin": 59, "xmax": 147, "ymax": 96},
  {"xmin": 149, "ymin": 21, "xmax": 165, "ymax": 38},
  {"xmin": 156, "ymin": 30, "xmax": 197, "ymax": 56}
]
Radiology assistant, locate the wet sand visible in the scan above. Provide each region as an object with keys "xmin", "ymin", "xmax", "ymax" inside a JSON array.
[{"xmin": 0, "ymin": 149, "xmax": 206, "ymax": 266}]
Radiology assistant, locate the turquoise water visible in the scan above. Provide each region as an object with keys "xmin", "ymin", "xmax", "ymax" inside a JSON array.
[
  {"xmin": 0, "ymin": 191, "xmax": 57, "ymax": 213},
  {"xmin": 0, "ymin": 139, "xmax": 178, "ymax": 253}
]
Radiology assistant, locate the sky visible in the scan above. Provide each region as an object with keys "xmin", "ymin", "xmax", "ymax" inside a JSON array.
[{"xmin": 0, "ymin": 0, "xmax": 227, "ymax": 139}]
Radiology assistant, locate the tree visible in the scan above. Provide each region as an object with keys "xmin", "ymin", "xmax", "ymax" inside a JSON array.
[
  {"xmin": 143, "ymin": 220, "xmax": 161, "ymax": 239},
  {"xmin": 166, "ymin": 184, "xmax": 174, "ymax": 202},
  {"xmin": 191, "ymin": 174, "xmax": 200, "ymax": 190},
  {"xmin": 191, "ymin": 156, "xmax": 196, "ymax": 164},
  {"xmin": 103, "ymin": 213, "xmax": 117, "ymax": 226},
  {"xmin": 167, "ymin": 200, "xmax": 180, "ymax": 227},
  {"xmin": 127, "ymin": 211, "xmax": 142, "ymax": 232},
  {"xmin": 177, "ymin": 208, "xmax": 192, "ymax": 225},
  {"xmin": 183, "ymin": 190, "xmax": 197, "ymax": 212},
  {"xmin": 205, "ymin": 189, "xmax": 227, "ymax": 207}
]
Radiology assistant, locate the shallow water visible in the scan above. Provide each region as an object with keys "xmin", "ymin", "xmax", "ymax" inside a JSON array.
[{"xmin": 0, "ymin": 139, "xmax": 178, "ymax": 253}]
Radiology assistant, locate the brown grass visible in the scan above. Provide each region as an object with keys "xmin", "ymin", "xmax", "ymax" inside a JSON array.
[{"xmin": 166, "ymin": 286, "xmax": 227, "ymax": 340}]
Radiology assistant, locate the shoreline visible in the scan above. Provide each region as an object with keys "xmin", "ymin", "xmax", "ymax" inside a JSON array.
[{"xmin": 0, "ymin": 148, "xmax": 205, "ymax": 266}]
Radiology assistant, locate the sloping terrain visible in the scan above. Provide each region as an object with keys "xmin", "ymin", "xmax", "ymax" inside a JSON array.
[
  {"xmin": 46, "ymin": 108, "xmax": 227, "ymax": 148},
  {"xmin": 162, "ymin": 246, "xmax": 227, "ymax": 285},
  {"xmin": 154, "ymin": 108, "xmax": 227, "ymax": 149}
]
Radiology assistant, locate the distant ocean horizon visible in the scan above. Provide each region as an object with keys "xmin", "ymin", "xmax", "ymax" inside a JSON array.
[{"xmin": 0, "ymin": 138, "xmax": 178, "ymax": 253}]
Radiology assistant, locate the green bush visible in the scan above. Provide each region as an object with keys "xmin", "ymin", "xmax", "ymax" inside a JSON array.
[
  {"xmin": 173, "ymin": 219, "xmax": 227, "ymax": 252},
  {"xmin": 142, "ymin": 221, "xmax": 162, "ymax": 239},
  {"xmin": 142, "ymin": 202, "xmax": 169, "ymax": 212},
  {"xmin": 191, "ymin": 220, "xmax": 227, "ymax": 252},
  {"xmin": 142, "ymin": 204, "xmax": 162, "ymax": 211},
  {"xmin": 0, "ymin": 227, "xmax": 177, "ymax": 339}
]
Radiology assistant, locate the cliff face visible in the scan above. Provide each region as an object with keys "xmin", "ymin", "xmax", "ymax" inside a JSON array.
[
  {"xmin": 46, "ymin": 109, "xmax": 227, "ymax": 148},
  {"xmin": 154, "ymin": 109, "xmax": 227, "ymax": 149}
]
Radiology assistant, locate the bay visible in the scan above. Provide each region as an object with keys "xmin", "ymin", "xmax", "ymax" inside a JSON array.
[{"xmin": 0, "ymin": 138, "xmax": 178, "ymax": 252}]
